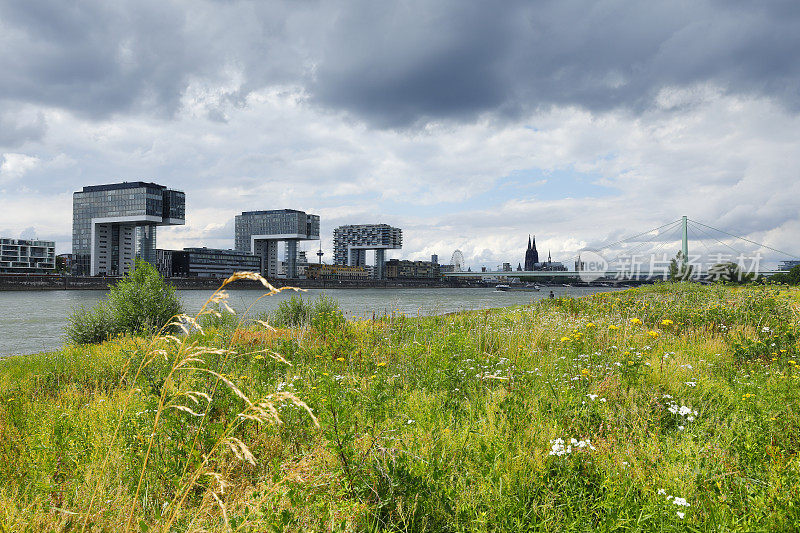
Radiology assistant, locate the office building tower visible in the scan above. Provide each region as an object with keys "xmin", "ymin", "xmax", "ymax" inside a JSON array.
[
  {"xmin": 0, "ymin": 238, "xmax": 56, "ymax": 273},
  {"xmin": 72, "ymin": 182, "xmax": 185, "ymax": 276},
  {"xmin": 333, "ymin": 224, "xmax": 402, "ymax": 279},
  {"xmin": 234, "ymin": 209, "xmax": 320, "ymax": 278}
]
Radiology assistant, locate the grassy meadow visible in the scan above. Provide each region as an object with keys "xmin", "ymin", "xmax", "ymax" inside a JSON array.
[{"xmin": 1, "ymin": 280, "xmax": 799, "ymax": 531}]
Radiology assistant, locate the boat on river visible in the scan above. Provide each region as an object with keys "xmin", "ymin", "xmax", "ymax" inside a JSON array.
[{"xmin": 495, "ymin": 283, "xmax": 541, "ymax": 292}]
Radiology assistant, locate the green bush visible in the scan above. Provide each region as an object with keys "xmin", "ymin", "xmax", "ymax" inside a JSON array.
[
  {"xmin": 770, "ymin": 264, "xmax": 800, "ymax": 285},
  {"xmin": 271, "ymin": 295, "xmax": 312, "ymax": 327},
  {"xmin": 65, "ymin": 260, "xmax": 182, "ymax": 344},
  {"xmin": 270, "ymin": 294, "xmax": 344, "ymax": 330}
]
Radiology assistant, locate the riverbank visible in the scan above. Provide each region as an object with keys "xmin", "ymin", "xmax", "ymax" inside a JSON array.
[
  {"xmin": 0, "ymin": 273, "xmax": 476, "ymax": 291},
  {"xmin": 1, "ymin": 283, "xmax": 798, "ymax": 530},
  {"xmin": 0, "ymin": 286, "xmax": 617, "ymax": 357}
]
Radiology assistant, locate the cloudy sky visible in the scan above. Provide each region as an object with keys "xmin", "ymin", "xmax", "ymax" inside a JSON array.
[{"xmin": 1, "ymin": 0, "xmax": 799, "ymax": 269}]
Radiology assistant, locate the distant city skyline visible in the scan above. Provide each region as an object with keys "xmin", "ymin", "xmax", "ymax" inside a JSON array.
[{"xmin": 1, "ymin": 1, "xmax": 799, "ymax": 269}]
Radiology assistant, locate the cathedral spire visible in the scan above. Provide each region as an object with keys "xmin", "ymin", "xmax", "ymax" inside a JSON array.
[{"xmin": 527, "ymin": 234, "xmax": 531, "ymax": 250}]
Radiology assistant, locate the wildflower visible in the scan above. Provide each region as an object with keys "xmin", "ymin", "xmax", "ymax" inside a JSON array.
[
  {"xmin": 581, "ymin": 369, "xmax": 590, "ymax": 376},
  {"xmin": 677, "ymin": 512, "xmax": 685, "ymax": 519},
  {"xmin": 608, "ymin": 324, "xmax": 619, "ymax": 330},
  {"xmin": 684, "ymin": 381, "xmax": 696, "ymax": 387},
  {"xmin": 549, "ymin": 438, "xmax": 569, "ymax": 456},
  {"xmin": 672, "ymin": 497, "xmax": 690, "ymax": 507},
  {"xmin": 587, "ymin": 394, "xmax": 598, "ymax": 400},
  {"xmin": 322, "ymin": 372, "xmax": 329, "ymax": 376},
  {"xmin": 661, "ymin": 319, "xmax": 674, "ymax": 326},
  {"xmin": 657, "ymin": 488, "xmax": 667, "ymax": 496},
  {"xmin": 789, "ymin": 360, "xmax": 797, "ymax": 366},
  {"xmin": 560, "ymin": 337, "xmax": 571, "ymax": 342},
  {"xmin": 648, "ymin": 331, "xmax": 660, "ymax": 339},
  {"xmin": 586, "ymin": 322, "xmax": 595, "ymax": 328},
  {"xmin": 336, "ymin": 357, "xmax": 345, "ymax": 362},
  {"xmin": 377, "ymin": 362, "xmax": 387, "ymax": 367},
  {"xmin": 630, "ymin": 318, "xmax": 642, "ymax": 325}
]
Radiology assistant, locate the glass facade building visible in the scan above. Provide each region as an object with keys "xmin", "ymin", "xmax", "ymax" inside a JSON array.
[
  {"xmin": 333, "ymin": 224, "xmax": 402, "ymax": 279},
  {"xmin": 72, "ymin": 182, "xmax": 185, "ymax": 276},
  {"xmin": 160, "ymin": 248, "xmax": 262, "ymax": 278},
  {"xmin": 0, "ymin": 238, "xmax": 56, "ymax": 273},
  {"xmin": 234, "ymin": 209, "xmax": 320, "ymax": 279}
]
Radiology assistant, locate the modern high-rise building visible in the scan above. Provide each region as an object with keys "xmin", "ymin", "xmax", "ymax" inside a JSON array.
[
  {"xmin": 0, "ymin": 238, "xmax": 56, "ymax": 273},
  {"xmin": 234, "ymin": 209, "xmax": 320, "ymax": 278},
  {"xmin": 72, "ymin": 182, "xmax": 185, "ymax": 276},
  {"xmin": 333, "ymin": 224, "xmax": 402, "ymax": 279}
]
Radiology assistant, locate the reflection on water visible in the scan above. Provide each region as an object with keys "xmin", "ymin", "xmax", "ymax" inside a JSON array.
[{"xmin": 0, "ymin": 286, "xmax": 618, "ymax": 357}]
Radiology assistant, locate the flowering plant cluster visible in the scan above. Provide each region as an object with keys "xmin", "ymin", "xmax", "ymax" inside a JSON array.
[
  {"xmin": 664, "ymin": 395, "xmax": 698, "ymax": 430},
  {"xmin": 657, "ymin": 488, "xmax": 691, "ymax": 519},
  {"xmin": 549, "ymin": 437, "xmax": 596, "ymax": 456}
]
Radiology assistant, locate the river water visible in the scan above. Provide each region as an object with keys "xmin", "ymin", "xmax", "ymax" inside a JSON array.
[{"xmin": 0, "ymin": 286, "xmax": 617, "ymax": 357}]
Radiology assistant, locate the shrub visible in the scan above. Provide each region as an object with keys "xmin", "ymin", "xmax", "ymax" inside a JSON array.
[
  {"xmin": 65, "ymin": 259, "xmax": 182, "ymax": 344},
  {"xmin": 269, "ymin": 294, "xmax": 344, "ymax": 331},
  {"xmin": 271, "ymin": 295, "xmax": 312, "ymax": 327},
  {"xmin": 770, "ymin": 265, "xmax": 800, "ymax": 285}
]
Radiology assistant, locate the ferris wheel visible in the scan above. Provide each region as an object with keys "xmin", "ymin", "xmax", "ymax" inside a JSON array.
[{"xmin": 450, "ymin": 249, "xmax": 465, "ymax": 272}]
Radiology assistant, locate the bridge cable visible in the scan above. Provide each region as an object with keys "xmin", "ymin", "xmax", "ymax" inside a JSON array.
[
  {"xmin": 594, "ymin": 218, "xmax": 682, "ymax": 252},
  {"xmin": 688, "ymin": 219, "xmax": 800, "ymax": 259},
  {"xmin": 687, "ymin": 222, "xmax": 720, "ymax": 259},
  {"xmin": 687, "ymin": 221, "xmax": 746, "ymax": 257},
  {"xmin": 604, "ymin": 220, "xmax": 682, "ymax": 264},
  {"xmin": 646, "ymin": 221, "xmax": 687, "ymax": 265}
]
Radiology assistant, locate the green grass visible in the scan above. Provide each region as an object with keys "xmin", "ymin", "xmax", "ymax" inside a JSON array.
[{"xmin": 1, "ymin": 281, "xmax": 800, "ymax": 531}]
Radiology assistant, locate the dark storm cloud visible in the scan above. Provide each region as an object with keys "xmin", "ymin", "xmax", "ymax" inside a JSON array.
[
  {"xmin": 1, "ymin": 0, "xmax": 799, "ymax": 129},
  {"xmin": 313, "ymin": 0, "xmax": 800, "ymax": 125},
  {"xmin": 0, "ymin": 0, "xmax": 203, "ymax": 117}
]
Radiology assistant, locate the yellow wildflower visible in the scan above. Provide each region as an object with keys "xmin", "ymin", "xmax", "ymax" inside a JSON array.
[
  {"xmin": 586, "ymin": 322, "xmax": 595, "ymax": 328},
  {"xmin": 648, "ymin": 331, "xmax": 660, "ymax": 339},
  {"xmin": 336, "ymin": 357, "xmax": 345, "ymax": 362},
  {"xmin": 661, "ymin": 319, "xmax": 673, "ymax": 326},
  {"xmin": 377, "ymin": 362, "xmax": 387, "ymax": 367},
  {"xmin": 630, "ymin": 318, "xmax": 642, "ymax": 325},
  {"xmin": 608, "ymin": 324, "xmax": 619, "ymax": 331},
  {"xmin": 560, "ymin": 337, "xmax": 571, "ymax": 342}
]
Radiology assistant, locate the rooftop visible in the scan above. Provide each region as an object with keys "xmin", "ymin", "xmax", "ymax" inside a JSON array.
[
  {"xmin": 79, "ymin": 181, "xmax": 183, "ymax": 193},
  {"xmin": 239, "ymin": 209, "xmax": 309, "ymax": 216}
]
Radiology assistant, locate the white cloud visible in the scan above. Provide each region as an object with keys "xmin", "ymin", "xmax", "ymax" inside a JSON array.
[
  {"xmin": 0, "ymin": 153, "xmax": 40, "ymax": 182},
  {"xmin": 0, "ymin": 81, "xmax": 797, "ymax": 270}
]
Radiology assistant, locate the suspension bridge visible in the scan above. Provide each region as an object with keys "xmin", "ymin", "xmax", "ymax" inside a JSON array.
[{"xmin": 443, "ymin": 216, "xmax": 799, "ymax": 282}]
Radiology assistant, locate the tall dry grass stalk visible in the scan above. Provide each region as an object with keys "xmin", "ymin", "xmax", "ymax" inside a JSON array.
[{"xmin": 79, "ymin": 271, "xmax": 318, "ymax": 533}]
